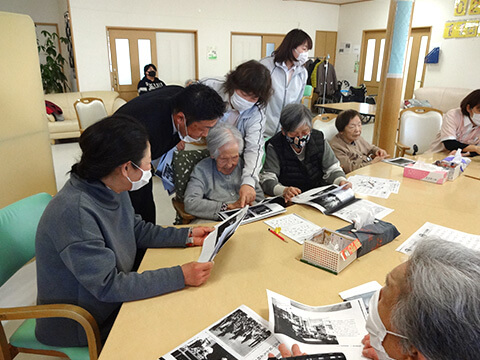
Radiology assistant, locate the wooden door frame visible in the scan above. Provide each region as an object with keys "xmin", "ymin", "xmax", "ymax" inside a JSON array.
[
  {"xmin": 404, "ymin": 26, "xmax": 431, "ymax": 96},
  {"xmin": 358, "ymin": 26, "xmax": 431, "ymax": 95},
  {"xmin": 107, "ymin": 26, "xmax": 199, "ymax": 89}
]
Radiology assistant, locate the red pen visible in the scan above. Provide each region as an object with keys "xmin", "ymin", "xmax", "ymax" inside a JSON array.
[{"xmin": 268, "ymin": 228, "xmax": 287, "ymax": 243}]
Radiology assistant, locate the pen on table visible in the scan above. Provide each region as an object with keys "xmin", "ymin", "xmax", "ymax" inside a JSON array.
[{"xmin": 268, "ymin": 228, "xmax": 287, "ymax": 243}]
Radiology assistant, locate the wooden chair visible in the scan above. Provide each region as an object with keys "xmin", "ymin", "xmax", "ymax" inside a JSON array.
[
  {"xmin": 312, "ymin": 114, "xmax": 338, "ymax": 142},
  {"xmin": 171, "ymin": 149, "xmax": 210, "ymax": 225},
  {"xmin": 0, "ymin": 193, "xmax": 101, "ymax": 360},
  {"xmin": 74, "ymin": 98, "xmax": 108, "ymax": 133},
  {"xmin": 301, "ymin": 85, "xmax": 314, "ymax": 110},
  {"xmin": 395, "ymin": 106, "xmax": 443, "ymax": 157}
]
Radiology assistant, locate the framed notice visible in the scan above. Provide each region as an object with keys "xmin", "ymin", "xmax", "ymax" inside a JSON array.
[{"xmin": 454, "ymin": 0, "xmax": 468, "ymax": 15}]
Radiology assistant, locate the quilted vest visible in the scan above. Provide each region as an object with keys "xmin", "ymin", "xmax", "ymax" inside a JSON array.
[{"xmin": 268, "ymin": 129, "xmax": 326, "ymax": 192}]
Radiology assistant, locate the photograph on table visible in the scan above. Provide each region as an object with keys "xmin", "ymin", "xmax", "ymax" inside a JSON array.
[
  {"xmin": 163, "ymin": 335, "xmax": 237, "ymax": 360},
  {"xmin": 209, "ymin": 309, "xmax": 274, "ymax": 357}
]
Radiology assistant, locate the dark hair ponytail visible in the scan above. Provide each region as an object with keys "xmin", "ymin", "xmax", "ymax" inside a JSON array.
[{"xmin": 71, "ymin": 114, "xmax": 149, "ymax": 180}]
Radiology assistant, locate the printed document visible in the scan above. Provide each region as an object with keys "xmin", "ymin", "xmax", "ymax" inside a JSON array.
[
  {"xmin": 267, "ymin": 290, "xmax": 368, "ymax": 360},
  {"xmin": 396, "ymin": 222, "xmax": 480, "ymax": 255}
]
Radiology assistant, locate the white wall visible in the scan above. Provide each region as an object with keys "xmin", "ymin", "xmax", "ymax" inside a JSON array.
[
  {"xmin": 0, "ymin": 0, "xmax": 77, "ymax": 91},
  {"xmin": 69, "ymin": 0, "xmax": 339, "ymax": 91},
  {"xmin": 336, "ymin": 0, "xmax": 479, "ymax": 90}
]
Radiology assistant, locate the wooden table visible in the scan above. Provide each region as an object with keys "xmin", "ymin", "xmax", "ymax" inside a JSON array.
[
  {"xmin": 98, "ymin": 157, "xmax": 480, "ymax": 360},
  {"xmin": 315, "ymin": 102, "xmax": 376, "ymax": 122}
]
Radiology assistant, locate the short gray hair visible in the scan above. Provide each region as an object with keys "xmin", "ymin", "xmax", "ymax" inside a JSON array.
[
  {"xmin": 206, "ymin": 122, "xmax": 244, "ymax": 159},
  {"xmin": 279, "ymin": 104, "xmax": 313, "ymax": 132},
  {"xmin": 391, "ymin": 238, "xmax": 480, "ymax": 360}
]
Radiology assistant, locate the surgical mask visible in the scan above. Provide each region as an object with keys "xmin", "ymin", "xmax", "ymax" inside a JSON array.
[
  {"xmin": 285, "ymin": 133, "xmax": 310, "ymax": 150},
  {"xmin": 365, "ymin": 289, "xmax": 408, "ymax": 360},
  {"xmin": 295, "ymin": 50, "xmax": 309, "ymax": 66},
  {"xmin": 230, "ymin": 91, "xmax": 256, "ymax": 113},
  {"xmin": 471, "ymin": 113, "xmax": 480, "ymax": 126},
  {"xmin": 127, "ymin": 162, "xmax": 152, "ymax": 191},
  {"xmin": 177, "ymin": 117, "xmax": 202, "ymax": 143},
  {"xmin": 147, "ymin": 70, "xmax": 156, "ymax": 77}
]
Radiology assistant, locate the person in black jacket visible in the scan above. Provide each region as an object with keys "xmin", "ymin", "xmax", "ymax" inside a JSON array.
[
  {"xmin": 115, "ymin": 84, "xmax": 225, "ymax": 223},
  {"xmin": 137, "ymin": 64, "xmax": 166, "ymax": 95}
]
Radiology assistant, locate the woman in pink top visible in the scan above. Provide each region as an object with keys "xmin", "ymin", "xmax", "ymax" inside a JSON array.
[{"xmin": 429, "ymin": 89, "xmax": 480, "ymax": 156}]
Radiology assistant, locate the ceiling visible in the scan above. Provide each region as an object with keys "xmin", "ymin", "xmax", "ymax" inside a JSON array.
[{"xmin": 284, "ymin": 0, "xmax": 372, "ymax": 5}]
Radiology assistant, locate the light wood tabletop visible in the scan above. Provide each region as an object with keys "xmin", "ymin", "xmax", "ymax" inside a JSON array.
[
  {"xmin": 315, "ymin": 102, "xmax": 376, "ymax": 117},
  {"xmin": 98, "ymin": 155, "xmax": 480, "ymax": 360}
]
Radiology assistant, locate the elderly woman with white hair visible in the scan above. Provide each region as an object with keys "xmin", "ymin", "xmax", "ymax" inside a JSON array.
[
  {"xmin": 275, "ymin": 238, "xmax": 480, "ymax": 360},
  {"xmin": 184, "ymin": 123, "xmax": 264, "ymax": 220},
  {"xmin": 260, "ymin": 103, "xmax": 350, "ymax": 202}
]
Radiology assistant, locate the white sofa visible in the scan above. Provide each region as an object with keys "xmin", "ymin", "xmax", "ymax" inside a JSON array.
[
  {"xmin": 413, "ymin": 87, "xmax": 473, "ymax": 114},
  {"xmin": 45, "ymin": 91, "xmax": 127, "ymax": 140}
]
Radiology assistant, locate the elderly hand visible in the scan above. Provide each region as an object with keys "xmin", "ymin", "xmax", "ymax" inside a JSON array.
[
  {"xmin": 268, "ymin": 343, "xmax": 304, "ymax": 358},
  {"xmin": 239, "ymin": 184, "xmax": 256, "ymax": 207},
  {"xmin": 176, "ymin": 140, "xmax": 185, "ymax": 151},
  {"xmin": 191, "ymin": 226, "xmax": 215, "ymax": 246},
  {"xmin": 181, "ymin": 261, "xmax": 214, "ymax": 286},
  {"xmin": 339, "ymin": 180, "xmax": 353, "ymax": 189},
  {"xmin": 283, "ymin": 186, "xmax": 302, "ymax": 202},
  {"xmin": 361, "ymin": 334, "xmax": 379, "ymax": 360},
  {"xmin": 375, "ymin": 149, "xmax": 390, "ymax": 159}
]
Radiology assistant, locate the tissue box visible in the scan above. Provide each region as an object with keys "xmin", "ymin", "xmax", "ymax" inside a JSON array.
[
  {"xmin": 403, "ymin": 164, "xmax": 448, "ymax": 184},
  {"xmin": 301, "ymin": 228, "xmax": 361, "ymax": 274},
  {"xmin": 436, "ymin": 156, "xmax": 471, "ymax": 181}
]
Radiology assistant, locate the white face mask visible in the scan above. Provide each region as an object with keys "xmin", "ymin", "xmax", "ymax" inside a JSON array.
[
  {"xmin": 127, "ymin": 162, "xmax": 152, "ymax": 191},
  {"xmin": 295, "ymin": 50, "xmax": 309, "ymax": 66},
  {"xmin": 471, "ymin": 113, "xmax": 480, "ymax": 126},
  {"xmin": 230, "ymin": 91, "xmax": 256, "ymax": 113},
  {"xmin": 365, "ymin": 289, "xmax": 408, "ymax": 360},
  {"xmin": 177, "ymin": 117, "xmax": 202, "ymax": 143}
]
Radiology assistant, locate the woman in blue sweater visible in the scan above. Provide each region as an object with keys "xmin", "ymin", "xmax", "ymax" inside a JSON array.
[{"xmin": 35, "ymin": 115, "xmax": 214, "ymax": 347}]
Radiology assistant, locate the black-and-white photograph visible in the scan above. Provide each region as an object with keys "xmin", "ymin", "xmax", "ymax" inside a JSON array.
[
  {"xmin": 272, "ymin": 299, "xmax": 339, "ymax": 345},
  {"xmin": 209, "ymin": 309, "xmax": 272, "ymax": 357},
  {"xmin": 169, "ymin": 335, "xmax": 237, "ymax": 360}
]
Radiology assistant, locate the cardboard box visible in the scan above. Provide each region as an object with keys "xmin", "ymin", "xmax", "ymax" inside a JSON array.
[
  {"xmin": 301, "ymin": 228, "xmax": 362, "ymax": 274},
  {"xmin": 403, "ymin": 164, "xmax": 448, "ymax": 184}
]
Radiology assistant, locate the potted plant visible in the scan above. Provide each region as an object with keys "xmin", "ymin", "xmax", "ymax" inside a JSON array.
[{"xmin": 37, "ymin": 30, "xmax": 70, "ymax": 94}]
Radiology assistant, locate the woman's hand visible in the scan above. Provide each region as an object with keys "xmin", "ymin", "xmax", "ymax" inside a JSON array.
[
  {"xmin": 375, "ymin": 149, "xmax": 389, "ymax": 158},
  {"xmin": 191, "ymin": 226, "xmax": 215, "ymax": 246},
  {"xmin": 268, "ymin": 343, "xmax": 304, "ymax": 358},
  {"xmin": 181, "ymin": 261, "xmax": 213, "ymax": 286},
  {"xmin": 283, "ymin": 186, "xmax": 302, "ymax": 202},
  {"xmin": 361, "ymin": 334, "xmax": 379, "ymax": 360},
  {"xmin": 339, "ymin": 180, "xmax": 353, "ymax": 189}
]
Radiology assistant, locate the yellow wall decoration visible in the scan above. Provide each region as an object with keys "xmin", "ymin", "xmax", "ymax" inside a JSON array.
[
  {"xmin": 455, "ymin": 0, "xmax": 468, "ymax": 16},
  {"xmin": 468, "ymin": 0, "xmax": 480, "ymax": 15}
]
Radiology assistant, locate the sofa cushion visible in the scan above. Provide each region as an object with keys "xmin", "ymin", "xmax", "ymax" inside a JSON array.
[
  {"xmin": 47, "ymin": 119, "xmax": 79, "ymax": 134},
  {"xmin": 44, "ymin": 92, "xmax": 82, "ymax": 122},
  {"xmin": 414, "ymin": 87, "xmax": 473, "ymax": 113}
]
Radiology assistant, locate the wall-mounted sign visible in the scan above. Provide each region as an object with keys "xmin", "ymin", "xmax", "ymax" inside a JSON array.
[
  {"xmin": 455, "ymin": 0, "xmax": 468, "ymax": 15},
  {"xmin": 468, "ymin": 0, "xmax": 480, "ymax": 15},
  {"xmin": 444, "ymin": 20, "xmax": 479, "ymax": 38}
]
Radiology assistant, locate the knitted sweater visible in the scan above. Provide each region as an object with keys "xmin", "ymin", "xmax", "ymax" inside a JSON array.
[{"xmin": 35, "ymin": 173, "xmax": 189, "ymax": 346}]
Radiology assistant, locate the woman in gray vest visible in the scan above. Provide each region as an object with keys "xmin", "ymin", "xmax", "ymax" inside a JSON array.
[{"xmin": 260, "ymin": 104, "xmax": 350, "ymax": 201}]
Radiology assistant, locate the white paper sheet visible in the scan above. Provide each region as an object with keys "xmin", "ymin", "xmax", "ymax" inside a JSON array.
[
  {"xmin": 348, "ymin": 175, "xmax": 401, "ymax": 198},
  {"xmin": 396, "ymin": 222, "xmax": 480, "ymax": 255},
  {"xmin": 267, "ymin": 290, "xmax": 368, "ymax": 360},
  {"xmin": 264, "ymin": 213, "xmax": 322, "ymax": 244}
]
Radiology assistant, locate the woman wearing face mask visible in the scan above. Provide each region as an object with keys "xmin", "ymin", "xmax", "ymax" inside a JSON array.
[
  {"xmin": 200, "ymin": 60, "xmax": 272, "ymax": 208},
  {"xmin": 137, "ymin": 63, "xmax": 166, "ymax": 95},
  {"xmin": 35, "ymin": 115, "xmax": 214, "ymax": 348},
  {"xmin": 260, "ymin": 28, "xmax": 313, "ymax": 138},
  {"xmin": 260, "ymin": 104, "xmax": 350, "ymax": 202},
  {"xmin": 429, "ymin": 89, "xmax": 480, "ymax": 156},
  {"xmin": 274, "ymin": 238, "xmax": 480, "ymax": 360}
]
